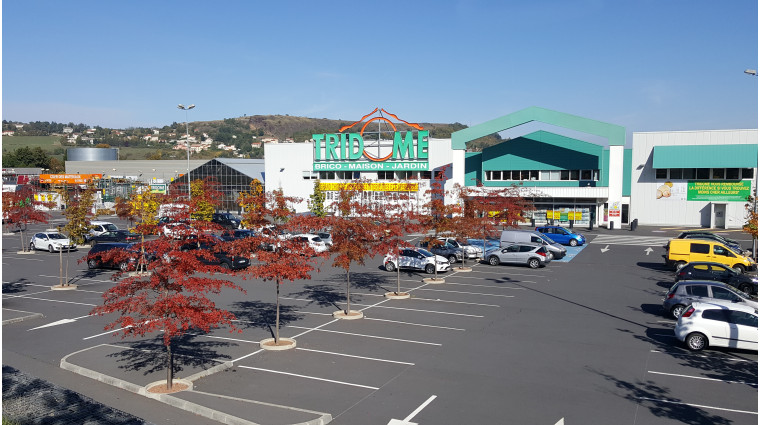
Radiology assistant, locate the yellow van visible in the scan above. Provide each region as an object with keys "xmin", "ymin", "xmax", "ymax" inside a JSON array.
[{"xmin": 665, "ymin": 239, "xmax": 756, "ymax": 273}]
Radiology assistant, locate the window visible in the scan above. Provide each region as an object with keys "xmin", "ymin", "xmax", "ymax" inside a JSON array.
[
  {"xmin": 696, "ymin": 168, "xmax": 710, "ymax": 179},
  {"xmin": 729, "ymin": 311, "xmax": 758, "ymax": 327},
  {"xmin": 512, "ymin": 170, "xmax": 521, "ymax": 180},
  {"xmin": 570, "ymin": 170, "xmax": 579, "ymax": 180},
  {"xmin": 581, "ymin": 170, "xmax": 592, "ymax": 180},
  {"xmin": 519, "ymin": 245, "xmax": 535, "ymax": 252},
  {"xmin": 491, "ymin": 171, "xmax": 502, "ymax": 180},
  {"xmin": 683, "ymin": 168, "xmax": 696, "ymax": 179},
  {"xmin": 726, "ymin": 168, "xmax": 740, "ymax": 180},
  {"xmin": 702, "ymin": 309, "xmax": 730, "ymax": 323},
  {"xmin": 713, "ymin": 245, "xmax": 732, "ymax": 257},
  {"xmin": 742, "ymin": 168, "xmax": 754, "ymax": 179},
  {"xmin": 560, "ymin": 170, "xmax": 570, "ymax": 180},
  {"xmin": 711, "ymin": 286, "xmax": 740, "ymax": 301},
  {"xmin": 549, "ymin": 170, "xmax": 560, "ymax": 180},
  {"xmin": 539, "ymin": 170, "xmax": 550, "ymax": 181},
  {"xmin": 655, "ymin": 169, "xmax": 668, "ymax": 179},
  {"xmin": 712, "ymin": 168, "xmax": 725, "ymax": 179},
  {"xmin": 420, "ymin": 171, "xmax": 432, "ymax": 179},
  {"xmin": 337, "ymin": 171, "xmax": 353, "ymax": 179},
  {"xmin": 319, "ymin": 171, "xmax": 336, "ymax": 180},
  {"xmin": 685, "ymin": 285, "xmax": 709, "ymax": 297},
  {"xmin": 302, "ymin": 171, "xmax": 318, "ymax": 180},
  {"xmin": 530, "ymin": 170, "xmax": 539, "ymax": 180},
  {"xmin": 507, "ymin": 245, "xmax": 520, "ymax": 252},
  {"xmin": 521, "ymin": 170, "xmax": 530, "ymax": 181},
  {"xmin": 378, "ymin": 171, "xmax": 394, "ymax": 180},
  {"xmin": 690, "ymin": 243, "xmax": 710, "ymax": 254},
  {"xmin": 669, "ymin": 168, "xmax": 682, "ymax": 179}
]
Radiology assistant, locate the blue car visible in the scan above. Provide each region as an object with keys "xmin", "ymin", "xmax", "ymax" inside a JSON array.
[{"xmin": 535, "ymin": 226, "xmax": 586, "ymax": 246}]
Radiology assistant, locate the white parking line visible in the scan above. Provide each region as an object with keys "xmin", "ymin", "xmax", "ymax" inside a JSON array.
[
  {"xmin": 648, "ymin": 370, "xmax": 758, "ymax": 386},
  {"xmin": 3, "ymin": 290, "xmax": 55, "ymax": 298},
  {"xmin": 650, "ymin": 350, "xmax": 756, "ymax": 362},
  {"xmin": 14, "ymin": 296, "xmax": 97, "ymax": 307},
  {"xmin": 364, "ymin": 317, "xmax": 465, "ymax": 331},
  {"xmin": 239, "ymin": 365, "xmax": 379, "ymax": 390},
  {"xmin": 637, "ymin": 396, "xmax": 758, "ymax": 415},
  {"xmin": 414, "ymin": 288, "xmax": 515, "ymax": 298},
  {"xmin": 38, "ymin": 275, "xmax": 115, "ymax": 284},
  {"xmin": 281, "ymin": 297, "xmax": 484, "ymax": 317},
  {"xmin": 296, "ymin": 348, "xmax": 415, "ymax": 365},
  {"xmin": 445, "ymin": 282, "xmax": 530, "ymax": 289},
  {"xmin": 286, "ymin": 325, "xmax": 442, "ymax": 346},
  {"xmin": 465, "ymin": 270, "xmax": 551, "ymax": 277},
  {"xmin": 411, "ymin": 297, "xmax": 501, "ymax": 307},
  {"xmin": 6, "ymin": 257, "xmax": 46, "ymax": 262}
]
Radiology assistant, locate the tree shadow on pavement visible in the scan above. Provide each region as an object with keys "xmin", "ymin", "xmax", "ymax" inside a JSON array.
[
  {"xmin": 346, "ymin": 272, "xmax": 395, "ymax": 293},
  {"xmin": 290, "ymin": 283, "xmax": 346, "ymax": 310},
  {"xmin": 2, "ymin": 278, "xmax": 31, "ymax": 294},
  {"xmin": 108, "ymin": 334, "xmax": 233, "ymax": 378},
  {"xmin": 229, "ymin": 300, "xmax": 304, "ymax": 338},
  {"xmin": 589, "ymin": 367, "xmax": 733, "ymax": 425}
]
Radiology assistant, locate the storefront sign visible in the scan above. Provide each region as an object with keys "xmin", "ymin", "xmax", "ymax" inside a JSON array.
[
  {"xmin": 687, "ymin": 180, "xmax": 751, "ymax": 202},
  {"xmin": 150, "ymin": 184, "xmax": 167, "ymax": 194},
  {"xmin": 318, "ymin": 182, "xmax": 418, "ymax": 192},
  {"xmin": 39, "ymin": 174, "xmax": 102, "ymax": 184},
  {"xmin": 312, "ymin": 110, "xmax": 429, "ymax": 171}
]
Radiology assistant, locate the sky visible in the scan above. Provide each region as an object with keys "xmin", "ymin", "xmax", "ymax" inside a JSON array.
[{"xmin": 2, "ymin": 1, "xmax": 758, "ymax": 145}]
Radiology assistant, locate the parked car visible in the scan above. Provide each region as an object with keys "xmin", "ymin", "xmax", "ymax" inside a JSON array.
[
  {"xmin": 675, "ymin": 261, "xmax": 758, "ymax": 296},
  {"xmin": 86, "ymin": 242, "xmax": 143, "ymax": 271},
  {"xmin": 675, "ymin": 231, "xmax": 742, "ymax": 251},
  {"xmin": 534, "ymin": 225, "xmax": 586, "ymax": 246},
  {"xmin": 664, "ymin": 239, "xmax": 755, "ymax": 273},
  {"xmin": 212, "ymin": 213, "xmax": 241, "ymax": 230},
  {"xmin": 181, "ymin": 235, "xmax": 250, "ymax": 270},
  {"xmin": 220, "ymin": 229, "xmax": 255, "ymax": 241},
  {"xmin": 467, "ymin": 238, "xmax": 501, "ymax": 253},
  {"xmin": 485, "ymin": 243, "xmax": 549, "ymax": 269},
  {"xmin": 291, "ymin": 233, "xmax": 328, "ymax": 254},
  {"xmin": 88, "ymin": 230, "xmax": 141, "ymax": 246},
  {"xmin": 317, "ymin": 232, "xmax": 333, "ymax": 247},
  {"xmin": 500, "ymin": 229, "xmax": 566, "ymax": 260},
  {"xmin": 437, "ymin": 237, "xmax": 482, "ymax": 260},
  {"xmin": 419, "ymin": 240, "xmax": 463, "ymax": 264},
  {"xmin": 384, "ymin": 247, "xmax": 450, "ymax": 274},
  {"xmin": 29, "ymin": 232, "xmax": 77, "ymax": 252},
  {"xmin": 89, "ymin": 221, "xmax": 118, "ymax": 238},
  {"xmin": 675, "ymin": 302, "xmax": 758, "ymax": 352},
  {"xmin": 662, "ymin": 280, "xmax": 758, "ymax": 319}
]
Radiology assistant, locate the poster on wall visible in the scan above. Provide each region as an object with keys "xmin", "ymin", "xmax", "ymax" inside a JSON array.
[
  {"xmin": 687, "ymin": 180, "xmax": 752, "ymax": 202},
  {"xmin": 655, "ymin": 181, "xmax": 687, "ymax": 201}
]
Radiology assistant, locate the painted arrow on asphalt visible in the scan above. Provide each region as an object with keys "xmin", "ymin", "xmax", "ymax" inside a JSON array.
[
  {"xmin": 645, "ymin": 247, "xmax": 653, "ymax": 255},
  {"xmin": 29, "ymin": 314, "xmax": 91, "ymax": 330},
  {"xmin": 600, "ymin": 245, "xmax": 610, "ymax": 253}
]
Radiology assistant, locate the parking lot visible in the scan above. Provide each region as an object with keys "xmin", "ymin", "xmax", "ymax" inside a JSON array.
[{"xmin": 2, "ymin": 217, "xmax": 757, "ymax": 425}]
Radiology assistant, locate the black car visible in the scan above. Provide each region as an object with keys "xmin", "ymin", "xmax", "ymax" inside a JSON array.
[
  {"xmin": 212, "ymin": 213, "xmax": 241, "ymax": 230},
  {"xmin": 86, "ymin": 243, "xmax": 139, "ymax": 271},
  {"xmin": 181, "ymin": 236, "xmax": 250, "ymax": 270},
  {"xmin": 220, "ymin": 229, "xmax": 255, "ymax": 241},
  {"xmin": 675, "ymin": 261, "xmax": 758, "ymax": 296},
  {"xmin": 87, "ymin": 230, "xmax": 141, "ymax": 245}
]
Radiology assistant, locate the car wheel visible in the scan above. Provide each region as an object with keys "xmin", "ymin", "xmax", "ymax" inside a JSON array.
[
  {"xmin": 685, "ymin": 332, "xmax": 707, "ymax": 351},
  {"xmin": 732, "ymin": 264, "xmax": 745, "ymax": 274},
  {"xmin": 675, "ymin": 261, "xmax": 687, "ymax": 271},
  {"xmin": 670, "ymin": 304, "xmax": 686, "ymax": 319},
  {"xmin": 738, "ymin": 284, "xmax": 753, "ymax": 296},
  {"xmin": 119, "ymin": 262, "xmax": 130, "ymax": 271},
  {"xmin": 424, "ymin": 264, "xmax": 435, "ymax": 274},
  {"xmin": 87, "ymin": 259, "xmax": 98, "ymax": 269},
  {"xmin": 448, "ymin": 255, "xmax": 457, "ymax": 264},
  {"xmin": 29, "ymin": 242, "xmax": 35, "ymax": 251},
  {"xmin": 90, "ymin": 240, "xmax": 97, "ymax": 247},
  {"xmin": 221, "ymin": 262, "xmax": 232, "ymax": 270},
  {"xmin": 528, "ymin": 258, "xmax": 540, "ymax": 269},
  {"xmin": 48, "ymin": 245, "xmax": 55, "ymax": 253},
  {"xmin": 385, "ymin": 262, "xmax": 396, "ymax": 272},
  {"xmin": 488, "ymin": 256, "xmax": 499, "ymax": 266},
  {"xmin": 569, "ymin": 239, "xmax": 578, "ymax": 247}
]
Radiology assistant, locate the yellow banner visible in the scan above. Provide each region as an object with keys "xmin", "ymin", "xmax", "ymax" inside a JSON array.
[{"xmin": 319, "ymin": 182, "xmax": 418, "ymax": 192}]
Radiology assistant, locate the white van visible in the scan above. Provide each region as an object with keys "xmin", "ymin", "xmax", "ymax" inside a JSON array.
[{"xmin": 500, "ymin": 229, "xmax": 567, "ymax": 260}]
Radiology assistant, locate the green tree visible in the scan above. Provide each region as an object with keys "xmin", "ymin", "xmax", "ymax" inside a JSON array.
[
  {"xmin": 4, "ymin": 147, "xmax": 52, "ymax": 168},
  {"xmin": 308, "ymin": 179, "xmax": 327, "ymax": 217}
]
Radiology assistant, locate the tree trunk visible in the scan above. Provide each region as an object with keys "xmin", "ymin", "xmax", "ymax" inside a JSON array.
[
  {"xmin": 345, "ymin": 268, "xmax": 351, "ymax": 314},
  {"xmin": 19, "ymin": 229, "xmax": 25, "ymax": 252},
  {"xmin": 275, "ymin": 278, "xmax": 281, "ymax": 343},
  {"xmin": 461, "ymin": 246, "xmax": 467, "ymax": 268},
  {"xmin": 396, "ymin": 243, "xmax": 401, "ymax": 294},
  {"xmin": 59, "ymin": 244, "xmax": 64, "ymax": 286},
  {"xmin": 166, "ymin": 342, "xmax": 174, "ymax": 390}
]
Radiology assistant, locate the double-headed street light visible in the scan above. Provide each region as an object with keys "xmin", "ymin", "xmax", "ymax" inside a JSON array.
[{"xmin": 177, "ymin": 104, "xmax": 195, "ymax": 200}]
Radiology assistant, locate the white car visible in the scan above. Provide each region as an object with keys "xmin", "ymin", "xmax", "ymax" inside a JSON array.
[
  {"xmin": 30, "ymin": 232, "xmax": 77, "ymax": 252},
  {"xmin": 292, "ymin": 233, "xmax": 328, "ymax": 254},
  {"xmin": 438, "ymin": 237, "xmax": 482, "ymax": 259},
  {"xmin": 675, "ymin": 302, "xmax": 758, "ymax": 352},
  {"xmin": 89, "ymin": 221, "xmax": 118, "ymax": 238},
  {"xmin": 384, "ymin": 247, "xmax": 450, "ymax": 274}
]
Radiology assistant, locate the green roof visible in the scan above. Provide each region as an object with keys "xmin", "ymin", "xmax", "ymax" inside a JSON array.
[{"xmin": 652, "ymin": 144, "xmax": 758, "ymax": 169}]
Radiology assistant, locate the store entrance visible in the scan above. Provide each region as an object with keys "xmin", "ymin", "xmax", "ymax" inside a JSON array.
[{"xmin": 527, "ymin": 198, "xmax": 598, "ymax": 227}]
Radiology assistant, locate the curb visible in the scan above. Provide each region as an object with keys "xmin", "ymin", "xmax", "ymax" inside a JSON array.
[
  {"xmin": 2, "ymin": 309, "xmax": 44, "ymax": 325},
  {"xmin": 59, "ymin": 346, "xmax": 261, "ymax": 425}
]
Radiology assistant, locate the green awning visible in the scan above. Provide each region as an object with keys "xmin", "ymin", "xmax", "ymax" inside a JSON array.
[{"xmin": 653, "ymin": 144, "xmax": 758, "ymax": 169}]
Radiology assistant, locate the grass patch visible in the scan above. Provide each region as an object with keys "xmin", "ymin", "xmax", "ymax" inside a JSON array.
[{"xmin": 2, "ymin": 135, "xmax": 62, "ymax": 152}]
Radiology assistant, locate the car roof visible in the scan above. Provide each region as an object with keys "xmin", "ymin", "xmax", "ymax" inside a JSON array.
[
  {"xmin": 688, "ymin": 301, "xmax": 758, "ymax": 314},
  {"xmin": 675, "ymin": 280, "xmax": 731, "ymax": 287},
  {"xmin": 683, "ymin": 261, "xmax": 731, "ymax": 267},
  {"xmin": 91, "ymin": 221, "xmax": 114, "ymax": 225}
]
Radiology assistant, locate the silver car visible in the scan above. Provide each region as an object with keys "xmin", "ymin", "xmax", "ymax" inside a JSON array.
[
  {"xmin": 485, "ymin": 243, "xmax": 549, "ymax": 269},
  {"xmin": 663, "ymin": 280, "xmax": 758, "ymax": 319},
  {"xmin": 438, "ymin": 237, "xmax": 482, "ymax": 259},
  {"xmin": 419, "ymin": 240, "xmax": 463, "ymax": 263}
]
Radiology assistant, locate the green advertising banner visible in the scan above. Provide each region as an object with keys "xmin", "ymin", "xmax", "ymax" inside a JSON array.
[
  {"xmin": 313, "ymin": 161, "xmax": 428, "ymax": 171},
  {"xmin": 687, "ymin": 180, "xmax": 751, "ymax": 201}
]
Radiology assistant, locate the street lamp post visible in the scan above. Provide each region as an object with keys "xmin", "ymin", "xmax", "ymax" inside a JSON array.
[{"xmin": 177, "ymin": 104, "xmax": 195, "ymax": 200}]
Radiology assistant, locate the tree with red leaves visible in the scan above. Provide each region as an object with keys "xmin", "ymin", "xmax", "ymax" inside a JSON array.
[
  {"xmin": 467, "ymin": 183, "xmax": 535, "ymax": 258},
  {"xmin": 234, "ymin": 184, "xmax": 326, "ymax": 345},
  {"xmin": 372, "ymin": 180, "xmax": 423, "ymax": 296},
  {"xmin": 445, "ymin": 183, "xmax": 483, "ymax": 270},
  {"xmin": 90, "ymin": 190, "xmax": 243, "ymax": 390},
  {"xmin": 418, "ymin": 167, "xmax": 458, "ymax": 280},
  {"xmin": 327, "ymin": 180, "xmax": 384, "ymax": 317},
  {"xmin": 4, "ymin": 185, "xmax": 52, "ymax": 252}
]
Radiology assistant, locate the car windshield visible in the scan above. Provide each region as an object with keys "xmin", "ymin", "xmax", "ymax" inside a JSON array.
[
  {"xmin": 538, "ymin": 234, "xmax": 554, "ymax": 244},
  {"xmin": 417, "ymin": 248, "xmax": 434, "ymax": 257},
  {"xmin": 47, "ymin": 233, "xmax": 66, "ymax": 239},
  {"xmin": 311, "ymin": 237, "xmax": 322, "ymax": 242}
]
